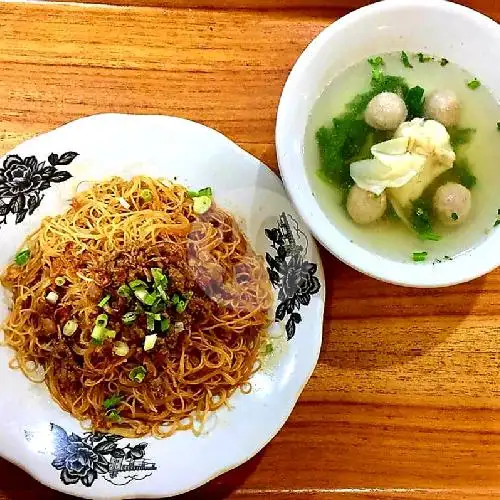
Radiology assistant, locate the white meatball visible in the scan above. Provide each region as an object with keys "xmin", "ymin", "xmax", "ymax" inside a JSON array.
[
  {"xmin": 433, "ymin": 182, "xmax": 471, "ymax": 226},
  {"xmin": 424, "ymin": 90, "xmax": 460, "ymax": 128},
  {"xmin": 365, "ymin": 92, "xmax": 408, "ymax": 130},
  {"xmin": 346, "ymin": 185, "xmax": 387, "ymax": 225}
]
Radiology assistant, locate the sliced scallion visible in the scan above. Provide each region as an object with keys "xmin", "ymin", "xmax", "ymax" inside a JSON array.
[
  {"xmin": 96, "ymin": 314, "xmax": 108, "ymax": 328},
  {"xmin": 265, "ymin": 343, "xmax": 273, "ymax": 355},
  {"xmin": 129, "ymin": 279, "xmax": 148, "ymax": 290},
  {"xmin": 63, "ymin": 320, "xmax": 78, "ymax": 337},
  {"xmin": 144, "ymin": 334, "xmax": 157, "ymax": 351},
  {"xmin": 98, "ymin": 294, "xmax": 111, "ymax": 308},
  {"xmin": 140, "ymin": 189, "xmax": 153, "ymax": 202},
  {"xmin": 160, "ymin": 317, "xmax": 170, "ymax": 332},
  {"xmin": 15, "ymin": 249, "xmax": 30, "ymax": 266},
  {"xmin": 55, "ymin": 276, "xmax": 66, "ymax": 286},
  {"xmin": 412, "ymin": 251, "xmax": 428, "ymax": 262},
  {"xmin": 103, "ymin": 393, "xmax": 122, "ymax": 410},
  {"xmin": 91, "ymin": 325, "xmax": 106, "ymax": 344},
  {"xmin": 122, "ymin": 312, "xmax": 137, "ymax": 326},
  {"xmin": 129, "ymin": 366, "xmax": 147, "ymax": 383},
  {"xmin": 117, "ymin": 284, "xmax": 132, "ymax": 298},
  {"xmin": 113, "ymin": 341, "xmax": 129, "ymax": 357},
  {"xmin": 192, "ymin": 195, "xmax": 212, "ymax": 215},
  {"xmin": 106, "ymin": 409, "xmax": 121, "ymax": 422}
]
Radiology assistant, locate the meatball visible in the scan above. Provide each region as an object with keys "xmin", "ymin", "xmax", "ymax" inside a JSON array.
[
  {"xmin": 433, "ymin": 182, "xmax": 471, "ymax": 226},
  {"xmin": 346, "ymin": 185, "xmax": 387, "ymax": 225},
  {"xmin": 424, "ymin": 90, "xmax": 460, "ymax": 128},
  {"xmin": 365, "ymin": 92, "xmax": 408, "ymax": 130}
]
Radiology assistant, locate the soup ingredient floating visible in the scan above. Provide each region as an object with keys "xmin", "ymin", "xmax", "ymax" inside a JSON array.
[{"xmin": 314, "ymin": 52, "xmax": 495, "ymax": 259}]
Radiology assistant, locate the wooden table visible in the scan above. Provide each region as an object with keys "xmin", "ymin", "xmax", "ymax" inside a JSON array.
[{"xmin": 1, "ymin": 0, "xmax": 500, "ymax": 498}]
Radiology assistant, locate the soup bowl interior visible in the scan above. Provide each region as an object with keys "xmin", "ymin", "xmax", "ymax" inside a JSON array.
[{"xmin": 276, "ymin": 0, "xmax": 500, "ymax": 287}]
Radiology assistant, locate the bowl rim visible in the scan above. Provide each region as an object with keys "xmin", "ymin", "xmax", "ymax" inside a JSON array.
[{"xmin": 276, "ymin": 0, "xmax": 500, "ymax": 288}]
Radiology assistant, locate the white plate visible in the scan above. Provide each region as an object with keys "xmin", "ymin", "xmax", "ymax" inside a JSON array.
[{"xmin": 0, "ymin": 114, "xmax": 324, "ymax": 499}]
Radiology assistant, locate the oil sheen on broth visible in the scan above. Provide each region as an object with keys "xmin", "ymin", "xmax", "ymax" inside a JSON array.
[{"xmin": 304, "ymin": 52, "xmax": 500, "ymax": 262}]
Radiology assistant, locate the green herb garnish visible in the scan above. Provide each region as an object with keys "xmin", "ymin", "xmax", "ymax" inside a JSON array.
[
  {"xmin": 497, "ymin": 122, "xmax": 500, "ymax": 131},
  {"xmin": 117, "ymin": 284, "xmax": 132, "ymax": 298},
  {"xmin": 129, "ymin": 279, "xmax": 148, "ymax": 290},
  {"xmin": 448, "ymin": 127, "xmax": 476, "ymax": 149},
  {"xmin": 404, "ymin": 86, "xmax": 425, "ymax": 120},
  {"xmin": 401, "ymin": 51, "xmax": 413, "ymax": 68},
  {"xmin": 451, "ymin": 212, "xmax": 459, "ymax": 221},
  {"xmin": 15, "ymin": 249, "xmax": 30, "ymax": 266},
  {"xmin": 412, "ymin": 251, "xmax": 428, "ymax": 262},
  {"xmin": 122, "ymin": 312, "xmax": 137, "ymax": 326},
  {"xmin": 160, "ymin": 317, "xmax": 170, "ymax": 332},
  {"xmin": 417, "ymin": 53, "xmax": 432, "ymax": 63},
  {"xmin": 106, "ymin": 410, "xmax": 121, "ymax": 422},
  {"xmin": 467, "ymin": 78, "xmax": 481, "ymax": 90},
  {"xmin": 440, "ymin": 58, "xmax": 449, "ymax": 66},
  {"xmin": 63, "ymin": 320, "xmax": 78, "ymax": 337},
  {"xmin": 188, "ymin": 187, "xmax": 212, "ymax": 198},
  {"xmin": 96, "ymin": 314, "xmax": 108, "ymax": 327},
  {"xmin": 453, "ymin": 157, "xmax": 477, "ymax": 189},
  {"xmin": 140, "ymin": 189, "xmax": 153, "ymax": 202},
  {"xmin": 129, "ymin": 366, "xmax": 147, "ymax": 383},
  {"xmin": 55, "ymin": 276, "xmax": 66, "ymax": 286},
  {"xmin": 265, "ymin": 343, "xmax": 273, "ymax": 355},
  {"xmin": 98, "ymin": 294, "xmax": 111, "ymax": 308},
  {"xmin": 368, "ymin": 56, "xmax": 384, "ymax": 81},
  {"xmin": 103, "ymin": 393, "xmax": 122, "ymax": 410},
  {"xmin": 411, "ymin": 198, "xmax": 433, "ymax": 236}
]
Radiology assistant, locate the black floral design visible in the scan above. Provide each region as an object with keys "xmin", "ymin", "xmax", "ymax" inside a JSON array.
[
  {"xmin": 265, "ymin": 213, "xmax": 321, "ymax": 340},
  {"xmin": 0, "ymin": 151, "xmax": 77, "ymax": 226},
  {"xmin": 48, "ymin": 424, "xmax": 156, "ymax": 487}
]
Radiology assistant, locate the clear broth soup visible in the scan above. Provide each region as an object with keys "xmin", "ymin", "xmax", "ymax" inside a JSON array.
[{"xmin": 304, "ymin": 52, "xmax": 500, "ymax": 262}]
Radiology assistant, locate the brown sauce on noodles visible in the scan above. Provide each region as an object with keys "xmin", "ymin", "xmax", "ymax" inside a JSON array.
[{"xmin": 1, "ymin": 176, "xmax": 273, "ymax": 438}]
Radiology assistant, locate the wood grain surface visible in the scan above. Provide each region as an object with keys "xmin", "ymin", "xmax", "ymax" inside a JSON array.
[{"xmin": 1, "ymin": 1, "xmax": 500, "ymax": 499}]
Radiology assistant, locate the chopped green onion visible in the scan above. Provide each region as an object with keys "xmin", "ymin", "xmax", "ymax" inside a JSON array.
[
  {"xmin": 367, "ymin": 56, "xmax": 384, "ymax": 81},
  {"xmin": 129, "ymin": 279, "xmax": 148, "ymax": 290},
  {"xmin": 91, "ymin": 325, "xmax": 106, "ymax": 344},
  {"xmin": 134, "ymin": 288, "xmax": 149, "ymax": 303},
  {"xmin": 467, "ymin": 78, "xmax": 481, "ymax": 90},
  {"xmin": 440, "ymin": 57, "xmax": 449, "ymax": 66},
  {"xmin": 118, "ymin": 197, "xmax": 130, "ymax": 209},
  {"xmin": 412, "ymin": 251, "xmax": 428, "ymax": 262},
  {"xmin": 144, "ymin": 291, "xmax": 159, "ymax": 306},
  {"xmin": 146, "ymin": 314, "xmax": 155, "ymax": 331},
  {"xmin": 117, "ymin": 284, "xmax": 132, "ymax": 298},
  {"xmin": 15, "ymin": 249, "xmax": 30, "ymax": 266},
  {"xmin": 103, "ymin": 393, "xmax": 122, "ymax": 410},
  {"xmin": 63, "ymin": 320, "xmax": 78, "ymax": 337},
  {"xmin": 113, "ymin": 341, "xmax": 129, "ymax": 357},
  {"xmin": 176, "ymin": 298, "xmax": 188, "ymax": 314},
  {"xmin": 96, "ymin": 314, "xmax": 108, "ymax": 327},
  {"xmin": 45, "ymin": 291, "xmax": 59, "ymax": 304},
  {"xmin": 417, "ymin": 53, "xmax": 432, "ymax": 63},
  {"xmin": 106, "ymin": 409, "xmax": 121, "ymax": 422},
  {"xmin": 150, "ymin": 301, "xmax": 166, "ymax": 314},
  {"xmin": 192, "ymin": 195, "xmax": 212, "ymax": 215},
  {"xmin": 171, "ymin": 293, "xmax": 180, "ymax": 306},
  {"xmin": 98, "ymin": 294, "xmax": 111, "ymax": 308},
  {"xmin": 401, "ymin": 51, "xmax": 413, "ymax": 68},
  {"xmin": 122, "ymin": 312, "xmax": 137, "ymax": 326},
  {"xmin": 160, "ymin": 317, "xmax": 170, "ymax": 332},
  {"xmin": 140, "ymin": 189, "xmax": 153, "ymax": 202},
  {"xmin": 265, "ymin": 343, "xmax": 273, "ymax": 355},
  {"xmin": 55, "ymin": 276, "xmax": 66, "ymax": 286},
  {"xmin": 187, "ymin": 187, "xmax": 212, "ymax": 198},
  {"xmin": 451, "ymin": 212, "xmax": 459, "ymax": 221},
  {"xmin": 419, "ymin": 231, "xmax": 441, "ymax": 242},
  {"xmin": 105, "ymin": 328, "xmax": 116, "ymax": 339},
  {"xmin": 144, "ymin": 334, "xmax": 157, "ymax": 351},
  {"xmin": 129, "ymin": 366, "xmax": 147, "ymax": 383}
]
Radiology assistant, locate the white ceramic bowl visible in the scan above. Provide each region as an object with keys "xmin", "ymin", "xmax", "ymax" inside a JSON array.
[{"xmin": 276, "ymin": 0, "xmax": 500, "ymax": 287}]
